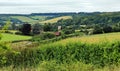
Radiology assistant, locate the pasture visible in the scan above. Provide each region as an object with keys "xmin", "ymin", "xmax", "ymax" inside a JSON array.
[{"xmin": 0, "ymin": 33, "xmax": 32, "ymax": 42}]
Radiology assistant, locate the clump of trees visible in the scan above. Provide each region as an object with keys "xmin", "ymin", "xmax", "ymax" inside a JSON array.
[{"xmin": 32, "ymin": 23, "xmax": 42, "ymax": 35}]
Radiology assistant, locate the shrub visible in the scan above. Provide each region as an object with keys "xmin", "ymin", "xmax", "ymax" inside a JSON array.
[
  {"xmin": 32, "ymin": 23, "xmax": 42, "ymax": 35},
  {"xmin": 15, "ymin": 31, "xmax": 22, "ymax": 35},
  {"xmin": 64, "ymin": 29, "xmax": 75, "ymax": 34},
  {"xmin": 32, "ymin": 32, "xmax": 55, "ymax": 41}
]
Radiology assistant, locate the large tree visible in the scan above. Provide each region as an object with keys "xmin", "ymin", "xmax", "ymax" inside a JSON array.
[{"xmin": 20, "ymin": 23, "xmax": 31, "ymax": 35}]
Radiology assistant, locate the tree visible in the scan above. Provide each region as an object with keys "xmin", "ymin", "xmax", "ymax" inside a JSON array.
[
  {"xmin": 2, "ymin": 20, "xmax": 11, "ymax": 30},
  {"xmin": 103, "ymin": 25, "xmax": 112, "ymax": 33},
  {"xmin": 43, "ymin": 24, "xmax": 51, "ymax": 32},
  {"xmin": 32, "ymin": 23, "xmax": 42, "ymax": 35},
  {"xmin": 93, "ymin": 25, "xmax": 103, "ymax": 34},
  {"xmin": 20, "ymin": 23, "xmax": 31, "ymax": 35}
]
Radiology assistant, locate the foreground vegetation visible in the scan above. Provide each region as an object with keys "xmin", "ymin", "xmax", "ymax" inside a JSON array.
[
  {"xmin": 0, "ymin": 32, "xmax": 120, "ymax": 71},
  {"xmin": 0, "ymin": 12, "xmax": 120, "ymax": 71}
]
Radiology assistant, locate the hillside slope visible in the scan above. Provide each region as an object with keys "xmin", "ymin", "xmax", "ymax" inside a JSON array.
[
  {"xmin": 11, "ymin": 16, "xmax": 38, "ymax": 24},
  {"xmin": 40, "ymin": 16, "xmax": 72, "ymax": 24}
]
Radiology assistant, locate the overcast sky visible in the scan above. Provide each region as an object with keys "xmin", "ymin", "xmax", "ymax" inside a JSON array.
[{"xmin": 0, "ymin": 0, "xmax": 120, "ymax": 14}]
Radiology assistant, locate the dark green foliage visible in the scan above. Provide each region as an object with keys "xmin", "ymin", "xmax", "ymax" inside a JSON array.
[
  {"xmin": 32, "ymin": 32, "xmax": 55, "ymax": 41},
  {"xmin": 103, "ymin": 25, "xmax": 112, "ymax": 33},
  {"xmin": 20, "ymin": 24, "xmax": 31, "ymax": 35},
  {"xmin": 32, "ymin": 23, "xmax": 42, "ymax": 35},
  {"xmin": 93, "ymin": 25, "xmax": 103, "ymax": 34},
  {"xmin": 15, "ymin": 31, "xmax": 22, "ymax": 35},
  {"xmin": 40, "ymin": 32, "xmax": 55, "ymax": 40},
  {"xmin": 43, "ymin": 24, "xmax": 52, "ymax": 32},
  {"xmin": 52, "ymin": 12, "xmax": 120, "ymax": 35},
  {"xmin": 64, "ymin": 29, "xmax": 75, "ymax": 34}
]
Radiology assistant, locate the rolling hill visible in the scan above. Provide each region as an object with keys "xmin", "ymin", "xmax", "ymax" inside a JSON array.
[
  {"xmin": 10, "ymin": 16, "xmax": 38, "ymax": 24},
  {"xmin": 40, "ymin": 16, "xmax": 72, "ymax": 24}
]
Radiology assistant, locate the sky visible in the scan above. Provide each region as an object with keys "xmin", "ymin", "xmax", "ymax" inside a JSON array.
[{"xmin": 0, "ymin": 0, "xmax": 120, "ymax": 14}]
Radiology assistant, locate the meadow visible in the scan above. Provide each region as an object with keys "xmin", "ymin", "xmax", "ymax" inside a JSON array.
[{"xmin": 0, "ymin": 33, "xmax": 32, "ymax": 42}]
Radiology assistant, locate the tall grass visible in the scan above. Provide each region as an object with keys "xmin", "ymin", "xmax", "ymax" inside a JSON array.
[{"xmin": 1, "ymin": 40, "xmax": 120, "ymax": 71}]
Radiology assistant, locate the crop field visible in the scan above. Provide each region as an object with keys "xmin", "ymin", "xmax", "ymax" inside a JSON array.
[
  {"xmin": 40, "ymin": 16, "xmax": 72, "ymax": 24},
  {"xmin": 0, "ymin": 33, "xmax": 32, "ymax": 42}
]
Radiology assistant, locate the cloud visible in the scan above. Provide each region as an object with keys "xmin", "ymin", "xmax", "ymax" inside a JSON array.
[{"xmin": 0, "ymin": 0, "xmax": 119, "ymax": 14}]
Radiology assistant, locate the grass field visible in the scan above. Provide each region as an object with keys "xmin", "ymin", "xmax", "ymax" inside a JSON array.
[
  {"xmin": 56, "ymin": 32, "xmax": 120, "ymax": 44},
  {"xmin": 40, "ymin": 16, "xmax": 72, "ymax": 24},
  {"xmin": 30, "ymin": 16, "xmax": 47, "ymax": 21},
  {"xmin": 11, "ymin": 16, "xmax": 38, "ymax": 24},
  {"xmin": 0, "ymin": 33, "xmax": 32, "ymax": 42}
]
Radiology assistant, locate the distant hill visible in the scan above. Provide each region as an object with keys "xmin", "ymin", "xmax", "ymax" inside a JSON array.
[
  {"xmin": 40, "ymin": 16, "xmax": 72, "ymax": 24},
  {"xmin": 0, "ymin": 12, "xmax": 119, "ymax": 25},
  {"xmin": 11, "ymin": 16, "xmax": 38, "ymax": 24},
  {"xmin": 0, "ymin": 13, "xmax": 75, "ymax": 24}
]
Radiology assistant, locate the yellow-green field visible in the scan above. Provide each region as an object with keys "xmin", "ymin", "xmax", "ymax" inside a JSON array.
[
  {"xmin": 57, "ymin": 32, "xmax": 120, "ymax": 44},
  {"xmin": 11, "ymin": 16, "xmax": 72, "ymax": 24},
  {"xmin": 0, "ymin": 33, "xmax": 32, "ymax": 42},
  {"xmin": 11, "ymin": 16, "xmax": 38, "ymax": 24},
  {"xmin": 40, "ymin": 16, "xmax": 72, "ymax": 24}
]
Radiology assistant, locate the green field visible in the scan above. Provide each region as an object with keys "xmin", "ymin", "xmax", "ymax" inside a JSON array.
[
  {"xmin": 58, "ymin": 32, "xmax": 120, "ymax": 44},
  {"xmin": 30, "ymin": 16, "xmax": 47, "ymax": 21},
  {"xmin": 0, "ymin": 33, "xmax": 32, "ymax": 42},
  {"xmin": 10, "ymin": 16, "xmax": 72, "ymax": 24},
  {"xmin": 40, "ymin": 16, "xmax": 72, "ymax": 24}
]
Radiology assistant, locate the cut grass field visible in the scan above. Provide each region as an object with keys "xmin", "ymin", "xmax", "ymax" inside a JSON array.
[
  {"xmin": 0, "ymin": 33, "xmax": 32, "ymax": 42},
  {"xmin": 40, "ymin": 16, "xmax": 72, "ymax": 24}
]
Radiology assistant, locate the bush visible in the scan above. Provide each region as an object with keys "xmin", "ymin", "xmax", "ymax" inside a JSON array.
[
  {"xmin": 64, "ymin": 29, "xmax": 75, "ymax": 34},
  {"xmin": 103, "ymin": 25, "xmax": 112, "ymax": 33},
  {"xmin": 15, "ymin": 31, "xmax": 22, "ymax": 35},
  {"xmin": 93, "ymin": 25, "xmax": 103, "ymax": 34},
  {"xmin": 32, "ymin": 23, "xmax": 42, "ymax": 35},
  {"xmin": 32, "ymin": 32, "xmax": 55, "ymax": 41}
]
